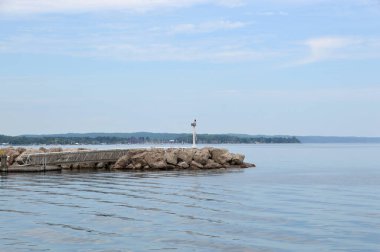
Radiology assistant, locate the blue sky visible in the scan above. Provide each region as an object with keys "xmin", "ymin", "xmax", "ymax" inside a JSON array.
[{"xmin": 0, "ymin": 0, "xmax": 379, "ymax": 136}]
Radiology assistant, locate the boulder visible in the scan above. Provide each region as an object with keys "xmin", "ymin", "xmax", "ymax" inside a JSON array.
[
  {"xmin": 211, "ymin": 148, "xmax": 233, "ymax": 165},
  {"xmin": 204, "ymin": 159, "xmax": 223, "ymax": 169},
  {"xmin": 114, "ymin": 149, "xmax": 145, "ymax": 169},
  {"xmin": 231, "ymin": 154, "xmax": 245, "ymax": 165},
  {"xmin": 4, "ymin": 148, "xmax": 21, "ymax": 166},
  {"xmin": 165, "ymin": 149, "xmax": 178, "ymax": 165},
  {"xmin": 114, "ymin": 155, "xmax": 131, "ymax": 169},
  {"xmin": 166, "ymin": 164, "xmax": 178, "ymax": 170},
  {"xmin": 134, "ymin": 163, "xmax": 142, "ymax": 169},
  {"xmin": 177, "ymin": 161, "xmax": 189, "ymax": 169},
  {"xmin": 193, "ymin": 148, "xmax": 211, "ymax": 165},
  {"xmin": 144, "ymin": 149, "xmax": 167, "ymax": 169},
  {"xmin": 177, "ymin": 148, "xmax": 196, "ymax": 164},
  {"xmin": 240, "ymin": 162, "xmax": 256, "ymax": 168},
  {"xmin": 191, "ymin": 160, "xmax": 203, "ymax": 169},
  {"xmin": 126, "ymin": 163, "xmax": 135, "ymax": 169},
  {"xmin": 131, "ymin": 152, "xmax": 148, "ymax": 168}
]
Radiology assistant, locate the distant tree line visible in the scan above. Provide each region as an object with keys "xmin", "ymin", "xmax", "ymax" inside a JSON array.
[{"xmin": 0, "ymin": 134, "xmax": 300, "ymax": 145}]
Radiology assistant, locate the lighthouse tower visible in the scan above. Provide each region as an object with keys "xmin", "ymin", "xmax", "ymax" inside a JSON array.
[{"xmin": 191, "ymin": 119, "xmax": 197, "ymax": 147}]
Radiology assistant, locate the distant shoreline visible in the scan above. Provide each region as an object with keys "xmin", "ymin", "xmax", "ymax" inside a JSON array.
[
  {"xmin": 1, "ymin": 133, "xmax": 380, "ymax": 145},
  {"xmin": 0, "ymin": 133, "xmax": 300, "ymax": 145}
]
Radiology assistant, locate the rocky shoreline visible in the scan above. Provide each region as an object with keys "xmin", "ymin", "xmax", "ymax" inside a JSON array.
[{"xmin": 0, "ymin": 147, "xmax": 255, "ymax": 172}]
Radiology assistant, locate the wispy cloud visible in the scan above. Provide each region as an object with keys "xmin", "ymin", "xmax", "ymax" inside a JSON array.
[
  {"xmin": 292, "ymin": 36, "xmax": 380, "ymax": 65},
  {"xmin": 302, "ymin": 37, "xmax": 360, "ymax": 64},
  {"xmin": 80, "ymin": 41, "xmax": 275, "ymax": 62},
  {"xmin": 215, "ymin": 87, "xmax": 380, "ymax": 102},
  {"xmin": 170, "ymin": 20, "xmax": 248, "ymax": 34},
  {"xmin": 257, "ymin": 11, "xmax": 288, "ymax": 16},
  {"xmin": 0, "ymin": 33, "xmax": 275, "ymax": 62},
  {"xmin": 0, "ymin": 0, "xmax": 244, "ymax": 14}
]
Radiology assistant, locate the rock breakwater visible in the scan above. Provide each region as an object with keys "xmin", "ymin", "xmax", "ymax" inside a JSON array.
[
  {"xmin": 113, "ymin": 148, "xmax": 255, "ymax": 170},
  {"xmin": 0, "ymin": 147, "xmax": 255, "ymax": 172}
]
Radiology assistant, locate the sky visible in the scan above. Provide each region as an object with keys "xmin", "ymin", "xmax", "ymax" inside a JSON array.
[{"xmin": 0, "ymin": 0, "xmax": 379, "ymax": 136}]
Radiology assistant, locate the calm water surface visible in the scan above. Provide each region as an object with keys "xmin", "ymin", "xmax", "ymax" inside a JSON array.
[{"xmin": 1, "ymin": 144, "xmax": 380, "ymax": 251}]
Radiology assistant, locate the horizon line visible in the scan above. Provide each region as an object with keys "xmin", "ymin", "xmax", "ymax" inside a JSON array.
[{"xmin": 2, "ymin": 132, "xmax": 379, "ymax": 138}]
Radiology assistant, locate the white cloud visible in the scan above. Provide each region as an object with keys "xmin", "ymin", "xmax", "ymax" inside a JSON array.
[
  {"xmin": 0, "ymin": 33, "xmax": 275, "ymax": 62},
  {"xmin": 170, "ymin": 20, "xmax": 248, "ymax": 34},
  {"xmin": 303, "ymin": 37, "xmax": 360, "ymax": 63},
  {"xmin": 0, "ymin": 0, "xmax": 244, "ymax": 14},
  {"xmin": 87, "ymin": 41, "xmax": 273, "ymax": 62},
  {"xmin": 257, "ymin": 11, "xmax": 288, "ymax": 16},
  {"xmin": 292, "ymin": 36, "xmax": 380, "ymax": 65}
]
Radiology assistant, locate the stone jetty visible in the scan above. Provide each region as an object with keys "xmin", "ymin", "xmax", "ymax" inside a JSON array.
[{"xmin": 0, "ymin": 147, "xmax": 255, "ymax": 172}]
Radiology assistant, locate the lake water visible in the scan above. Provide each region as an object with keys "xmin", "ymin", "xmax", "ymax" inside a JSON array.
[{"xmin": 1, "ymin": 144, "xmax": 380, "ymax": 251}]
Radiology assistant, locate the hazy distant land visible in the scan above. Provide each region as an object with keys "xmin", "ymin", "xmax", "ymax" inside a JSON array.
[
  {"xmin": 1, "ymin": 133, "xmax": 299, "ymax": 145},
  {"xmin": 1, "ymin": 133, "xmax": 379, "ymax": 145}
]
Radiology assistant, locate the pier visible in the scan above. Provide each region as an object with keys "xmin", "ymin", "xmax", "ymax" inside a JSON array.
[
  {"xmin": 20, "ymin": 149, "xmax": 130, "ymax": 166},
  {"xmin": 2, "ymin": 149, "xmax": 130, "ymax": 172}
]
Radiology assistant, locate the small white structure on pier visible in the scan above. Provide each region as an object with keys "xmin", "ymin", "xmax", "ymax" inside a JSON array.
[{"xmin": 191, "ymin": 119, "xmax": 197, "ymax": 147}]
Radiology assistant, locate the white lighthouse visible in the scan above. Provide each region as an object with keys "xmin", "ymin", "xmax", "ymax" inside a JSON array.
[{"xmin": 191, "ymin": 119, "xmax": 197, "ymax": 147}]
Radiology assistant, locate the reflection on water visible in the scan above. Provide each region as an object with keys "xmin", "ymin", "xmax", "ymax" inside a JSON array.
[{"xmin": 1, "ymin": 144, "xmax": 380, "ymax": 251}]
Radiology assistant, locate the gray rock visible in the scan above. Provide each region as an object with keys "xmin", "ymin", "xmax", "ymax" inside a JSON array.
[
  {"xmin": 126, "ymin": 163, "xmax": 135, "ymax": 169},
  {"xmin": 144, "ymin": 149, "xmax": 167, "ymax": 169},
  {"xmin": 204, "ymin": 159, "xmax": 223, "ymax": 169},
  {"xmin": 177, "ymin": 161, "xmax": 190, "ymax": 169},
  {"xmin": 114, "ymin": 149, "xmax": 147, "ymax": 169},
  {"xmin": 134, "ymin": 163, "xmax": 142, "ymax": 169},
  {"xmin": 177, "ymin": 148, "xmax": 196, "ymax": 164},
  {"xmin": 191, "ymin": 160, "xmax": 203, "ymax": 169},
  {"xmin": 165, "ymin": 149, "xmax": 178, "ymax": 165},
  {"xmin": 3, "ymin": 148, "xmax": 20, "ymax": 166},
  {"xmin": 131, "ymin": 152, "xmax": 148, "ymax": 168},
  {"xmin": 193, "ymin": 148, "xmax": 211, "ymax": 165},
  {"xmin": 231, "ymin": 154, "xmax": 245, "ymax": 165},
  {"xmin": 240, "ymin": 162, "xmax": 256, "ymax": 168},
  {"xmin": 114, "ymin": 155, "xmax": 131, "ymax": 169},
  {"xmin": 210, "ymin": 148, "xmax": 233, "ymax": 165}
]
